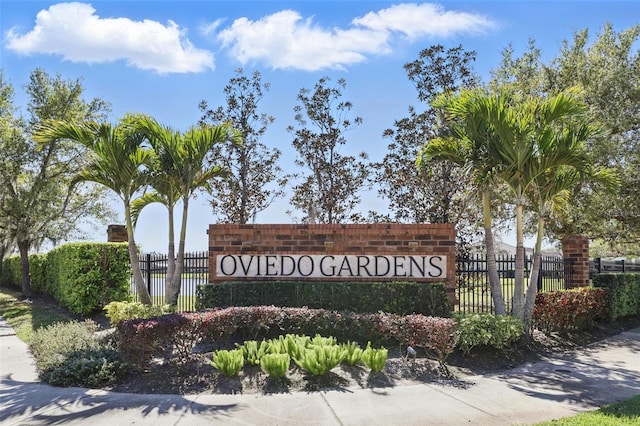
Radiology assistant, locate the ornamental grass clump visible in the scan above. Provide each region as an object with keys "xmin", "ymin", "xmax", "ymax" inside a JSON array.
[
  {"xmin": 340, "ymin": 341, "xmax": 363, "ymax": 366},
  {"xmin": 260, "ymin": 353, "xmax": 291, "ymax": 378},
  {"xmin": 310, "ymin": 334, "xmax": 337, "ymax": 347},
  {"xmin": 237, "ymin": 340, "xmax": 270, "ymax": 365},
  {"xmin": 210, "ymin": 349, "xmax": 244, "ymax": 377},
  {"xmin": 294, "ymin": 344, "xmax": 345, "ymax": 376},
  {"xmin": 361, "ymin": 343, "xmax": 388, "ymax": 373}
]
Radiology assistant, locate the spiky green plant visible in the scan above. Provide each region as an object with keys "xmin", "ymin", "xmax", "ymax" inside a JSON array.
[
  {"xmin": 210, "ymin": 349, "xmax": 244, "ymax": 377},
  {"xmin": 341, "ymin": 341, "xmax": 363, "ymax": 366},
  {"xmin": 362, "ymin": 343, "xmax": 387, "ymax": 373},
  {"xmin": 260, "ymin": 353, "xmax": 291, "ymax": 378},
  {"xmin": 294, "ymin": 345, "xmax": 345, "ymax": 376},
  {"xmin": 236, "ymin": 340, "xmax": 270, "ymax": 365},
  {"xmin": 310, "ymin": 334, "xmax": 337, "ymax": 347}
]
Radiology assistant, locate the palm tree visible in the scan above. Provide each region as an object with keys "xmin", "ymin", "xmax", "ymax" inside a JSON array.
[
  {"xmin": 130, "ymin": 116, "xmax": 237, "ymax": 306},
  {"xmin": 34, "ymin": 120, "xmax": 154, "ymax": 305},
  {"xmin": 419, "ymin": 89, "xmax": 508, "ymax": 315},
  {"xmin": 486, "ymin": 90, "xmax": 597, "ymax": 321},
  {"xmin": 521, "ymin": 125, "xmax": 618, "ymax": 332}
]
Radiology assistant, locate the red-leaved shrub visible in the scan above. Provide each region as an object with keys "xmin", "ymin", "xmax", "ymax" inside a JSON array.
[
  {"xmin": 116, "ymin": 306, "xmax": 459, "ymax": 369},
  {"xmin": 533, "ymin": 287, "xmax": 609, "ymax": 333}
]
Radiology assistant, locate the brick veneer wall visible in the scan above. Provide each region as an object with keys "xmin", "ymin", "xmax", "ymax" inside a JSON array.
[
  {"xmin": 107, "ymin": 224, "xmax": 128, "ymax": 243},
  {"xmin": 208, "ymin": 223, "xmax": 457, "ymax": 304},
  {"xmin": 561, "ymin": 235, "xmax": 590, "ymax": 288}
]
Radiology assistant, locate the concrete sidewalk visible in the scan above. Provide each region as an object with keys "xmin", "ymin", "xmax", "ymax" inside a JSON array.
[{"xmin": 1, "ymin": 316, "xmax": 639, "ymax": 426}]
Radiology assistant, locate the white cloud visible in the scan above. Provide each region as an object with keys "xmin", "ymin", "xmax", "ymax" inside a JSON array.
[
  {"xmin": 217, "ymin": 10, "xmax": 390, "ymax": 71},
  {"xmin": 200, "ymin": 18, "xmax": 225, "ymax": 37},
  {"xmin": 217, "ymin": 3, "xmax": 495, "ymax": 71},
  {"xmin": 5, "ymin": 2, "xmax": 214, "ymax": 74},
  {"xmin": 353, "ymin": 3, "xmax": 496, "ymax": 39}
]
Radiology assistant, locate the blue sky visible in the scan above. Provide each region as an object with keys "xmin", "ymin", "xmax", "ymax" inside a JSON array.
[{"xmin": 2, "ymin": 1, "xmax": 639, "ymax": 253}]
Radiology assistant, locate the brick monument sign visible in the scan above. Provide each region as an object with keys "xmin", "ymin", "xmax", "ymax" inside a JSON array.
[{"xmin": 207, "ymin": 223, "xmax": 457, "ymax": 305}]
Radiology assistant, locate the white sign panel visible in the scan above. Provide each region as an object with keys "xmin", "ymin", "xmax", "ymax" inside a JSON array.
[{"xmin": 216, "ymin": 255, "xmax": 446, "ymax": 279}]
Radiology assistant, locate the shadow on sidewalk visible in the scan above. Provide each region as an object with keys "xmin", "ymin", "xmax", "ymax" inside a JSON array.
[
  {"xmin": 496, "ymin": 336, "xmax": 640, "ymax": 408},
  {"xmin": 0, "ymin": 374, "xmax": 241, "ymax": 424}
]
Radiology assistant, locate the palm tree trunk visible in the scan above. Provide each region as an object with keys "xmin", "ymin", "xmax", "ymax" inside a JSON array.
[
  {"xmin": 167, "ymin": 197, "xmax": 189, "ymax": 307},
  {"xmin": 523, "ymin": 216, "xmax": 545, "ymax": 334},
  {"xmin": 513, "ymin": 203, "xmax": 526, "ymax": 320},
  {"xmin": 483, "ymin": 191, "xmax": 506, "ymax": 315},
  {"xmin": 165, "ymin": 207, "xmax": 176, "ymax": 305},
  {"xmin": 125, "ymin": 202, "xmax": 152, "ymax": 305}
]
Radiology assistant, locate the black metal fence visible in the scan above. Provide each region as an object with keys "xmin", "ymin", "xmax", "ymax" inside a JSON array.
[
  {"xmin": 131, "ymin": 251, "xmax": 580, "ymax": 314},
  {"xmin": 455, "ymin": 255, "xmax": 574, "ymax": 314},
  {"xmin": 131, "ymin": 251, "xmax": 208, "ymax": 312},
  {"xmin": 590, "ymin": 257, "xmax": 640, "ymax": 275}
]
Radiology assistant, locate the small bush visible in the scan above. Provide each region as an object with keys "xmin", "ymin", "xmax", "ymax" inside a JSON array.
[
  {"xmin": 390, "ymin": 314, "xmax": 458, "ymax": 365},
  {"xmin": 455, "ymin": 313, "xmax": 524, "ymax": 354},
  {"xmin": 361, "ymin": 344, "xmax": 387, "ymax": 373},
  {"xmin": 210, "ymin": 349, "xmax": 244, "ymax": 377},
  {"xmin": 593, "ymin": 273, "xmax": 640, "ymax": 321},
  {"xmin": 533, "ymin": 288, "xmax": 609, "ymax": 333},
  {"xmin": 116, "ymin": 314, "xmax": 193, "ymax": 367},
  {"xmin": 40, "ymin": 348, "xmax": 129, "ymax": 388},
  {"xmin": 30, "ymin": 320, "xmax": 100, "ymax": 372},
  {"xmin": 104, "ymin": 301, "xmax": 172, "ymax": 327},
  {"xmin": 260, "ymin": 353, "xmax": 291, "ymax": 378}
]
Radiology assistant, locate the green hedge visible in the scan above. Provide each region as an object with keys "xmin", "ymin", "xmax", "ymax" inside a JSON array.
[
  {"xmin": 196, "ymin": 281, "xmax": 451, "ymax": 317},
  {"xmin": 0, "ymin": 253, "xmax": 48, "ymax": 292},
  {"xmin": 45, "ymin": 243, "xmax": 131, "ymax": 315},
  {"xmin": 1, "ymin": 243, "xmax": 131, "ymax": 315},
  {"xmin": 592, "ymin": 273, "xmax": 640, "ymax": 321},
  {"xmin": 0, "ymin": 256, "xmax": 21, "ymax": 290}
]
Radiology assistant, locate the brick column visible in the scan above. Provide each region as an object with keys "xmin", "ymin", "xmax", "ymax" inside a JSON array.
[
  {"xmin": 107, "ymin": 224, "xmax": 128, "ymax": 243},
  {"xmin": 561, "ymin": 235, "xmax": 590, "ymax": 288}
]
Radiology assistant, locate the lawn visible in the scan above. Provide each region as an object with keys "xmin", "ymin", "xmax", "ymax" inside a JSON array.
[
  {"xmin": 534, "ymin": 394, "xmax": 640, "ymax": 425},
  {"xmin": 0, "ymin": 289, "xmax": 74, "ymax": 342}
]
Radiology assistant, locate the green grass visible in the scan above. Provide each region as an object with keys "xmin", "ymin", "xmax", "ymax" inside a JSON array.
[
  {"xmin": 0, "ymin": 288, "xmax": 74, "ymax": 343},
  {"xmin": 533, "ymin": 394, "xmax": 640, "ymax": 425}
]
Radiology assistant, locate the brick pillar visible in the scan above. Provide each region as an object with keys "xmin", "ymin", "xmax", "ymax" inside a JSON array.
[
  {"xmin": 561, "ymin": 235, "xmax": 590, "ymax": 288},
  {"xmin": 107, "ymin": 224, "xmax": 128, "ymax": 243}
]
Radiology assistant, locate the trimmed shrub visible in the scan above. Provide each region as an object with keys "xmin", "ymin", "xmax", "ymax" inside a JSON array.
[
  {"xmin": 40, "ymin": 348, "xmax": 129, "ymax": 388},
  {"xmin": 196, "ymin": 281, "xmax": 451, "ymax": 317},
  {"xmin": 0, "ymin": 256, "xmax": 20, "ymax": 290},
  {"xmin": 387, "ymin": 314, "xmax": 458, "ymax": 365},
  {"xmin": 532, "ymin": 287, "xmax": 609, "ymax": 333},
  {"xmin": 45, "ymin": 243, "xmax": 131, "ymax": 315},
  {"xmin": 116, "ymin": 313, "xmax": 194, "ymax": 366},
  {"xmin": 455, "ymin": 313, "xmax": 524, "ymax": 354},
  {"xmin": 30, "ymin": 320, "xmax": 100, "ymax": 373},
  {"xmin": 593, "ymin": 273, "xmax": 640, "ymax": 321},
  {"xmin": 104, "ymin": 301, "xmax": 172, "ymax": 327}
]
